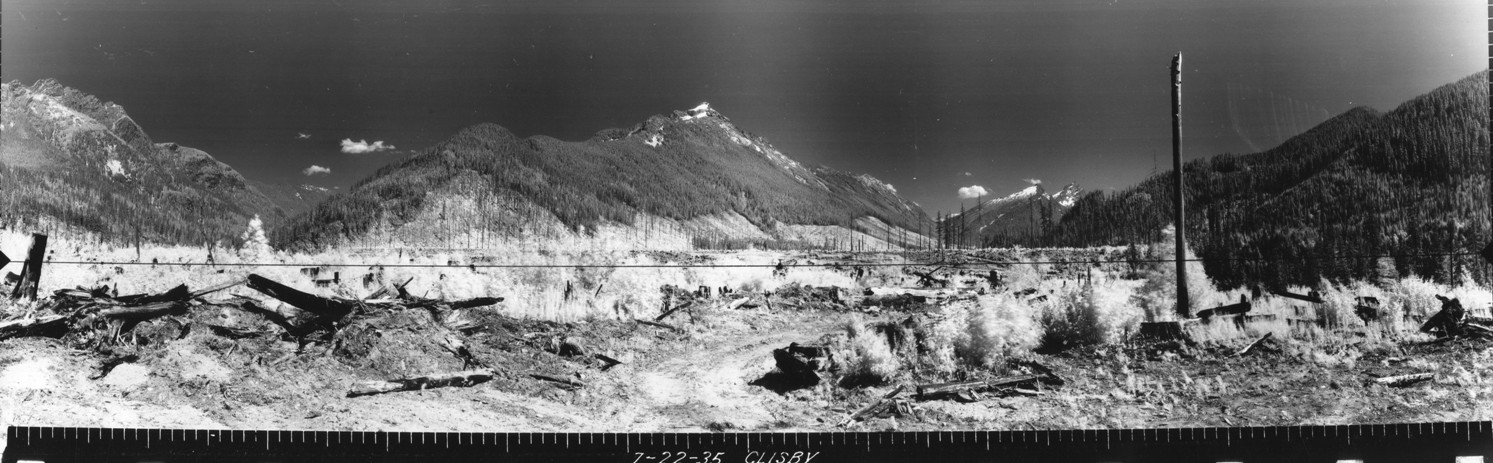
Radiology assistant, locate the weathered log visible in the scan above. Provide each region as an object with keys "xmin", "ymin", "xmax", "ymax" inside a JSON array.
[
  {"xmin": 1274, "ymin": 290, "xmax": 1324, "ymax": 304},
  {"xmin": 916, "ymin": 373, "xmax": 1052, "ymax": 399},
  {"xmin": 90, "ymin": 354, "xmax": 140, "ymax": 380},
  {"xmin": 727, "ymin": 297, "xmax": 752, "ymax": 310},
  {"xmin": 595, "ymin": 353, "xmax": 624, "ymax": 370},
  {"xmin": 841, "ymin": 385, "xmax": 905, "ymax": 427},
  {"xmin": 207, "ymin": 324, "xmax": 264, "ymax": 339},
  {"xmin": 190, "ymin": 279, "xmax": 244, "ymax": 299},
  {"xmin": 1234, "ymin": 332, "xmax": 1273, "ymax": 357},
  {"xmin": 116, "ymin": 284, "xmax": 191, "ymax": 305},
  {"xmin": 530, "ymin": 373, "xmax": 585, "ymax": 388},
  {"xmin": 655, "ymin": 300, "xmax": 695, "ymax": 322},
  {"xmin": 0, "ymin": 314, "xmax": 70, "ymax": 340},
  {"xmin": 1198, "ymin": 296, "xmax": 1252, "ymax": 319},
  {"xmin": 246, "ymin": 274, "xmax": 356, "ymax": 319},
  {"xmin": 449, "ymin": 297, "xmax": 504, "ymax": 310},
  {"xmin": 233, "ymin": 297, "xmax": 310, "ymax": 336},
  {"xmin": 99, "ymin": 301, "xmax": 189, "ymax": 320},
  {"xmin": 635, "ymin": 319, "xmax": 683, "ymax": 333},
  {"xmin": 347, "ymin": 369, "xmax": 498, "ymax": 397},
  {"xmin": 9, "ymin": 234, "xmax": 47, "ymax": 300},
  {"xmin": 1374, "ymin": 372, "xmax": 1434, "ymax": 388}
]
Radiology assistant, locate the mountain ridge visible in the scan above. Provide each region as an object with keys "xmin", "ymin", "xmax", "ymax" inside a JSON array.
[
  {"xmin": 1050, "ymin": 70, "xmax": 1490, "ymax": 288},
  {"xmin": 272, "ymin": 102, "xmax": 932, "ymax": 251}
]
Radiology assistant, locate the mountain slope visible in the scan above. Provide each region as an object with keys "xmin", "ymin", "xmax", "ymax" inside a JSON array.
[
  {"xmin": 1050, "ymin": 70, "xmax": 1490, "ymax": 288},
  {"xmin": 940, "ymin": 183, "xmax": 1083, "ymax": 247},
  {"xmin": 272, "ymin": 103, "xmax": 931, "ymax": 251},
  {"xmin": 0, "ymin": 79, "xmax": 291, "ymax": 245}
]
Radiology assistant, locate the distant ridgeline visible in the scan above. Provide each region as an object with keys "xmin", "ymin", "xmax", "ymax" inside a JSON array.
[
  {"xmin": 1049, "ymin": 70, "xmax": 1491, "ymax": 289},
  {"xmin": 0, "ymin": 79, "xmax": 329, "ymax": 246},
  {"xmin": 271, "ymin": 103, "xmax": 931, "ymax": 252}
]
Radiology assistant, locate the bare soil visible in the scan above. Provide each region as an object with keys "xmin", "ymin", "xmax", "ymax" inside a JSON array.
[{"xmin": 3, "ymin": 298, "xmax": 1488, "ymax": 444}]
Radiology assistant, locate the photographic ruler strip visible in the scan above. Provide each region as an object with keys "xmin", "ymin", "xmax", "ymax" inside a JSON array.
[{"xmin": 4, "ymin": 423, "xmax": 1490, "ymax": 462}]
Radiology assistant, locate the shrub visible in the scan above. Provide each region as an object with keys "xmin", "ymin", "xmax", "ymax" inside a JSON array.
[
  {"xmin": 955, "ymin": 295, "xmax": 1041, "ymax": 368},
  {"xmin": 839, "ymin": 318, "xmax": 900, "ymax": 386},
  {"xmin": 1039, "ymin": 289, "xmax": 1104, "ymax": 352}
]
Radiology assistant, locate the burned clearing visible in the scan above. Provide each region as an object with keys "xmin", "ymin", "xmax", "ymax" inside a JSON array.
[{"xmin": 2, "ymin": 242, "xmax": 1491, "ymax": 432}]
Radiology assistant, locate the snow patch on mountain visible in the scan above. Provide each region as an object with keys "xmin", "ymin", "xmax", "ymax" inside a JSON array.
[{"xmin": 105, "ymin": 159, "xmax": 126, "ymax": 177}]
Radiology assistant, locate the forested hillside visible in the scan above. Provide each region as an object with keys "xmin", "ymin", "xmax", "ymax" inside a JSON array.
[
  {"xmin": 272, "ymin": 104, "xmax": 931, "ymax": 251},
  {"xmin": 1050, "ymin": 71, "xmax": 1490, "ymax": 289},
  {"xmin": 0, "ymin": 79, "xmax": 288, "ymax": 246}
]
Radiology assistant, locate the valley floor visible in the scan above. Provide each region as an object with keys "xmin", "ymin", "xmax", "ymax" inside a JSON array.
[{"xmin": 2, "ymin": 290, "xmax": 1488, "ymax": 440}]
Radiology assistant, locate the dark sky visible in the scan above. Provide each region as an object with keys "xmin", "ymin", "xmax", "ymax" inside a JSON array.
[{"xmin": 2, "ymin": 0, "xmax": 1483, "ymax": 214}]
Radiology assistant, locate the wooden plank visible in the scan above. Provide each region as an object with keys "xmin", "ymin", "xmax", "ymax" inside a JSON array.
[
  {"xmin": 9, "ymin": 233, "xmax": 46, "ymax": 300},
  {"xmin": 347, "ymin": 369, "xmax": 498, "ymax": 397}
]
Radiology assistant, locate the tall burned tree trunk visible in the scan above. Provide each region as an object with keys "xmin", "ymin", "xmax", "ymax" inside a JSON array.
[{"xmin": 1171, "ymin": 53, "xmax": 1190, "ymax": 318}]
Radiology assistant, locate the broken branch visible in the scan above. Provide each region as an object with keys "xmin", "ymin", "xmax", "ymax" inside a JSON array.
[{"xmin": 347, "ymin": 369, "xmax": 497, "ymax": 397}]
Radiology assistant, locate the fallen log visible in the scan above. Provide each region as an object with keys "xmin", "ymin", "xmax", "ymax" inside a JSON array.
[
  {"xmin": 655, "ymin": 300, "xmax": 695, "ymax": 322},
  {"xmin": 595, "ymin": 353, "xmax": 624, "ymax": 370},
  {"xmin": 1273, "ymin": 290, "xmax": 1324, "ymax": 304},
  {"xmin": 347, "ymin": 369, "xmax": 498, "ymax": 397},
  {"xmin": 1198, "ymin": 296, "xmax": 1252, "ymax": 319},
  {"xmin": 90, "ymin": 354, "xmax": 140, "ymax": 380},
  {"xmin": 246, "ymin": 274, "xmax": 356, "ymax": 319},
  {"xmin": 449, "ymin": 297, "xmax": 504, "ymax": 310},
  {"xmin": 190, "ymin": 279, "xmax": 245, "ymax": 299},
  {"xmin": 233, "ymin": 297, "xmax": 310, "ymax": 336},
  {"xmin": 841, "ymin": 385, "xmax": 905, "ymax": 427},
  {"xmin": 530, "ymin": 373, "xmax": 585, "ymax": 389},
  {"xmin": 207, "ymin": 324, "xmax": 264, "ymax": 339},
  {"xmin": 0, "ymin": 314, "xmax": 70, "ymax": 340},
  {"xmin": 99, "ymin": 301, "xmax": 189, "ymax": 320},
  {"xmin": 916, "ymin": 373, "xmax": 1053, "ymax": 399},
  {"xmin": 116, "ymin": 284, "xmax": 191, "ymax": 305},
  {"xmin": 727, "ymin": 297, "xmax": 752, "ymax": 310},
  {"xmin": 1373, "ymin": 372, "xmax": 1434, "ymax": 388},
  {"xmin": 635, "ymin": 319, "xmax": 683, "ymax": 333},
  {"xmin": 1235, "ymin": 332, "xmax": 1273, "ymax": 357}
]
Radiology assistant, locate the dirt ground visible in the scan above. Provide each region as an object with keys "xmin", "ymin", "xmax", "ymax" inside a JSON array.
[{"xmin": 3, "ymin": 295, "xmax": 1489, "ymax": 450}]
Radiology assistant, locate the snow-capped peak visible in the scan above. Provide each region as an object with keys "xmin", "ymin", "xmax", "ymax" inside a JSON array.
[{"xmin": 680, "ymin": 102, "xmax": 714, "ymax": 121}]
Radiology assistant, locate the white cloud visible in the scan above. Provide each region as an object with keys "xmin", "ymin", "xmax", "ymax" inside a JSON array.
[
  {"xmin": 340, "ymin": 138, "xmax": 395, "ymax": 153},
  {"xmin": 1024, "ymin": 178, "xmax": 1043, "ymax": 185},
  {"xmin": 963, "ymin": 172, "xmax": 972, "ymax": 176},
  {"xmin": 302, "ymin": 165, "xmax": 332, "ymax": 176},
  {"xmin": 958, "ymin": 185, "xmax": 989, "ymax": 199}
]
